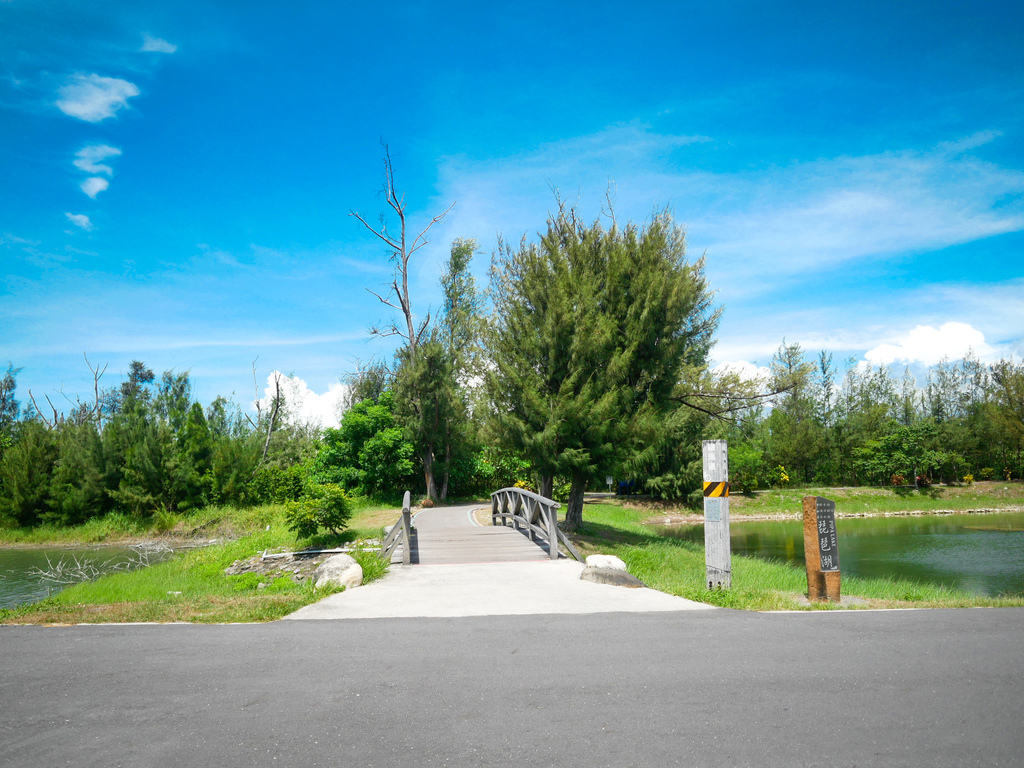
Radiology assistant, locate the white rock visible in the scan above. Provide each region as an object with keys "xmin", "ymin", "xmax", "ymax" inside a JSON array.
[
  {"xmin": 585, "ymin": 554, "xmax": 628, "ymax": 572},
  {"xmin": 312, "ymin": 554, "xmax": 363, "ymax": 590}
]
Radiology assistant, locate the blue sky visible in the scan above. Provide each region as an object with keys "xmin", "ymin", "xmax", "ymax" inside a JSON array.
[{"xmin": 2, "ymin": 0, "xmax": 1022, "ymax": 426}]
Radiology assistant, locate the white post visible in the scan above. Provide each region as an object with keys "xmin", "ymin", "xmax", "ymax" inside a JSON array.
[{"xmin": 702, "ymin": 440, "xmax": 731, "ymax": 589}]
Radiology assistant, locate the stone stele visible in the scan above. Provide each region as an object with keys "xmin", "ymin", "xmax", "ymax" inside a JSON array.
[{"xmin": 312, "ymin": 554, "xmax": 363, "ymax": 590}]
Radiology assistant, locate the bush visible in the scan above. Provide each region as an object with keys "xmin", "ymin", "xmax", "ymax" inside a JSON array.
[
  {"xmin": 250, "ymin": 465, "xmax": 305, "ymax": 504},
  {"xmin": 890, "ymin": 474, "xmax": 905, "ymax": 486},
  {"xmin": 284, "ymin": 483, "xmax": 352, "ymax": 539},
  {"xmin": 765, "ymin": 465, "xmax": 790, "ymax": 488},
  {"xmin": 963, "ymin": 474, "xmax": 974, "ymax": 486},
  {"xmin": 979, "ymin": 467, "xmax": 995, "ymax": 481}
]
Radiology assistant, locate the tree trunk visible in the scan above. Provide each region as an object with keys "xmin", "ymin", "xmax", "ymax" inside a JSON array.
[
  {"xmin": 563, "ymin": 472, "xmax": 586, "ymax": 532},
  {"xmin": 440, "ymin": 442, "xmax": 451, "ymax": 501},
  {"xmin": 422, "ymin": 446, "xmax": 438, "ymax": 502},
  {"xmin": 538, "ymin": 475, "xmax": 553, "ymax": 500}
]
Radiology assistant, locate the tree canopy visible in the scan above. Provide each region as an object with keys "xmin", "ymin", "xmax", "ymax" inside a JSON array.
[{"xmin": 487, "ymin": 202, "xmax": 719, "ymax": 530}]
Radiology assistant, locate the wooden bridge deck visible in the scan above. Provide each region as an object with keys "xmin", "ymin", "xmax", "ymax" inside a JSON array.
[{"xmin": 391, "ymin": 504, "xmax": 553, "ymax": 564}]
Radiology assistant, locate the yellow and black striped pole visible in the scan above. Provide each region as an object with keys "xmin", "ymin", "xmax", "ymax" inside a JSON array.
[{"xmin": 702, "ymin": 439, "xmax": 732, "ymax": 589}]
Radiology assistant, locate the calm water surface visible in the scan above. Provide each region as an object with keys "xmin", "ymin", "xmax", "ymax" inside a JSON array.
[
  {"xmin": 0, "ymin": 546, "xmax": 174, "ymax": 609},
  {"xmin": 660, "ymin": 511, "xmax": 1024, "ymax": 597}
]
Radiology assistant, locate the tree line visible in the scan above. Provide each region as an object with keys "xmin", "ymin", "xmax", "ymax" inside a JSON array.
[{"xmin": 2, "ymin": 157, "xmax": 1022, "ymax": 534}]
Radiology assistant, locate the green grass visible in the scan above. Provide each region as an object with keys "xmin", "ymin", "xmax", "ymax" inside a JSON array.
[
  {"xmin": 569, "ymin": 502, "xmax": 1024, "ymax": 611},
  {"xmin": 725, "ymin": 480, "xmax": 1024, "ymax": 518},
  {"xmin": 0, "ymin": 499, "xmax": 401, "ymax": 624}
]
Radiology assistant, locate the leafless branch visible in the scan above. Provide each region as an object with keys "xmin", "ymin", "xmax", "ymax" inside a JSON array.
[
  {"xmin": 349, "ymin": 142, "xmax": 455, "ymax": 360},
  {"xmin": 256, "ymin": 371, "xmax": 283, "ymax": 472},
  {"xmin": 27, "ymin": 390, "xmax": 55, "ymax": 429},
  {"xmin": 671, "ymin": 380, "xmax": 797, "ymax": 421},
  {"xmin": 246, "ymin": 358, "xmax": 261, "ymax": 429},
  {"xmin": 84, "ymin": 353, "xmax": 108, "ymax": 423}
]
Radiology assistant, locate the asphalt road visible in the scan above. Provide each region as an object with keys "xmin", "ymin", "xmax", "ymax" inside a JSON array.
[{"xmin": 2, "ymin": 608, "xmax": 1022, "ymax": 767}]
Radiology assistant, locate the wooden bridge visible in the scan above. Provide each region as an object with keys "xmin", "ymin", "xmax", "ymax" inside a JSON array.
[{"xmin": 382, "ymin": 488, "xmax": 582, "ymax": 565}]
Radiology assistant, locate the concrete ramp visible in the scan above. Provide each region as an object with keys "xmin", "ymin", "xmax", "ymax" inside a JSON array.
[
  {"xmin": 283, "ymin": 559, "xmax": 714, "ymax": 619},
  {"xmin": 286, "ymin": 503, "xmax": 714, "ymax": 619}
]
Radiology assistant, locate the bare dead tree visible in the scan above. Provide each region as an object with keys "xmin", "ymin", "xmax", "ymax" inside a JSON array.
[
  {"xmin": 27, "ymin": 390, "xmax": 60, "ymax": 429},
  {"xmin": 259, "ymin": 372, "xmax": 284, "ymax": 467},
  {"xmin": 247, "ymin": 360, "xmax": 285, "ymax": 475},
  {"xmin": 246, "ymin": 358, "xmax": 262, "ymax": 430},
  {"xmin": 349, "ymin": 143, "xmax": 455, "ymax": 362},
  {"xmin": 84, "ymin": 353, "xmax": 108, "ymax": 424}
]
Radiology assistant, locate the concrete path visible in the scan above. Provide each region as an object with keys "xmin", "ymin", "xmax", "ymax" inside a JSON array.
[{"xmin": 288, "ymin": 503, "xmax": 713, "ymax": 618}]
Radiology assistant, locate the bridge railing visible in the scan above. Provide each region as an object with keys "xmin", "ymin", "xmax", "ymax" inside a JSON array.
[
  {"xmin": 380, "ymin": 490, "xmax": 413, "ymax": 565},
  {"xmin": 490, "ymin": 487, "xmax": 583, "ymax": 561}
]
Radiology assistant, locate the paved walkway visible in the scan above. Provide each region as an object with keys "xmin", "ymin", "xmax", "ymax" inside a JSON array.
[{"xmin": 285, "ymin": 504, "xmax": 713, "ymax": 619}]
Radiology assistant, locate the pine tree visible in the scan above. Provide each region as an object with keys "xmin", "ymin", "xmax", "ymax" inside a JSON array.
[{"xmin": 488, "ymin": 202, "xmax": 718, "ymax": 530}]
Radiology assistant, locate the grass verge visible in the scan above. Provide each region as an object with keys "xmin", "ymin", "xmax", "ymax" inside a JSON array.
[
  {"xmin": 568, "ymin": 502, "xmax": 1024, "ymax": 611},
  {"xmin": 0, "ymin": 501, "xmax": 399, "ymax": 625},
  {"xmin": 614, "ymin": 480, "xmax": 1024, "ymax": 522}
]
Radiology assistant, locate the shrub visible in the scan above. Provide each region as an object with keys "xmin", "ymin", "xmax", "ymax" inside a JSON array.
[
  {"xmin": 284, "ymin": 483, "xmax": 353, "ymax": 539},
  {"xmin": 250, "ymin": 465, "xmax": 305, "ymax": 504},
  {"xmin": 731, "ymin": 470, "xmax": 758, "ymax": 495},
  {"xmin": 962, "ymin": 474, "xmax": 974, "ymax": 486},
  {"xmin": 890, "ymin": 473, "xmax": 905, "ymax": 486},
  {"xmin": 765, "ymin": 465, "xmax": 790, "ymax": 488},
  {"xmin": 980, "ymin": 468, "xmax": 995, "ymax": 481}
]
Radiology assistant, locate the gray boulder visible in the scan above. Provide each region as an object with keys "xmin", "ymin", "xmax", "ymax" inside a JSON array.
[
  {"xmin": 580, "ymin": 566, "xmax": 645, "ymax": 588},
  {"xmin": 312, "ymin": 554, "xmax": 363, "ymax": 590},
  {"xmin": 585, "ymin": 554, "xmax": 628, "ymax": 571}
]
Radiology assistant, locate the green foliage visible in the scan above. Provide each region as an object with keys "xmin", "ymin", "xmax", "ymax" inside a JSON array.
[
  {"xmin": 0, "ymin": 363, "xmax": 20, "ymax": 458},
  {"xmin": 305, "ymin": 392, "xmax": 415, "ymax": 496},
  {"xmin": 45, "ymin": 421, "xmax": 108, "ymax": 525},
  {"xmin": 469, "ymin": 445, "xmax": 532, "ymax": 493},
  {"xmin": 488, "ymin": 202, "xmax": 718, "ymax": 528},
  {"xmin": 250, "ymin": 464, "xmax": 305, "ymax": 504},
  {"xmin": 0, "ymin": 420, "xmax": 58, "ymax": 526},
  {"xmin": 729, "ymin": 442, "xmax": 764, "ymax": 494},
  {"xmin": 284, "ymin": 483, "xmax": 353, "ymax": 538}
]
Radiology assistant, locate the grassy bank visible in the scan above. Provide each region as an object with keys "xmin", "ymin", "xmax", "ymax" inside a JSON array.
[
  {"xmin": 569, "ymin": 501, "xmax": 1024, "ymax": 611},
  {"xmin": 621, "ymin": 480, "xmax": 1024, "ymax": 523},
  {"xmin": 0, "ymin": 500, "xmax": 401, "ymax": 625}
]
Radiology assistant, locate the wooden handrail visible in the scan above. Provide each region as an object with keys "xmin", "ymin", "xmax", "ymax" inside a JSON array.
[
  {"xmin": 380, "ymin": 490, "xmax": 413, "ymax": 565},
  {"xmin": 489, "ymin": 487, "xmax": 583, "ymax": 562}
]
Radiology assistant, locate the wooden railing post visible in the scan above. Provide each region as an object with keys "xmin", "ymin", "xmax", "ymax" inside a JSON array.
[
  {"xmin": 488, "ymin": 487, "xmax": 583, "ymax": 562},
  {"xmin": 545, "ymin": 501, "xmax": 558, "ymax": 559},
  {"xmin": 401, "ymin": 490, "xmax": 411, "ymax": 566}
]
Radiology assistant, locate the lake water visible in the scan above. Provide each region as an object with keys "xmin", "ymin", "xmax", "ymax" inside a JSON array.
[
  {"xmin": 660, "ymin": 511, "xmax": 1024, "ymax": 597},
  {"xmin": 0, "ymin": 545, "xmax": 175, "ymax": 609}
]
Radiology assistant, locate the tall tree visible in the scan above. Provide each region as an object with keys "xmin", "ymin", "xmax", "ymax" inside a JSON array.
[
  {"xmin": 351, "ymin": 144, "xmax": 455, "ymax": 499},
  {"xmin": 0, "ymin": 363, "xmax": 20, "ymax": 457},
  {"xmin": 435, "ymin": 238, "xmax": 484, "ymax": 499},
  {"xmin": 488, "ymin": 202, "xmax": 718, "ymax": 530}
]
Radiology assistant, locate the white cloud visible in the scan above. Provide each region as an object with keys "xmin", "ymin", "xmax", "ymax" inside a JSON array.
[
  {"xmin": 80, "ymin": 177, "xmax": 109, "ymax": 198},
  {"xmin": 74, "ymin": 144, "xmax": 121, "ymax": 175},
  {"xmin": 56, "ymin": 74, "xmax": 140, "ymax": 122},
  {"xmin": 140, "ymin": 34, "xmax": 177, "ymax": 54},
  {"xmin": 864, "ymin": 322, "xmax": 995, "ymax": 366},
  {"xmin": 435, "ymin": 125, "xmax": 1024, "ymax": 298},
  {"xmin": 713, "ymin": 360, "xmax": 770, "ymax": 382},
  {"xmin": 258, "ymin": 372, "xmax": 348, "ymax": 429},
  {"xmin": 65, "ymin": 213, "xmax": 94, "ymax": 231}
]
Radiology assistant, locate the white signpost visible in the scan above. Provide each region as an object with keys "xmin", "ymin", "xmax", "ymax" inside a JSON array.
[{"xmin": 702, "ymin": 439, "xmax": 731, "ymax": 589}]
